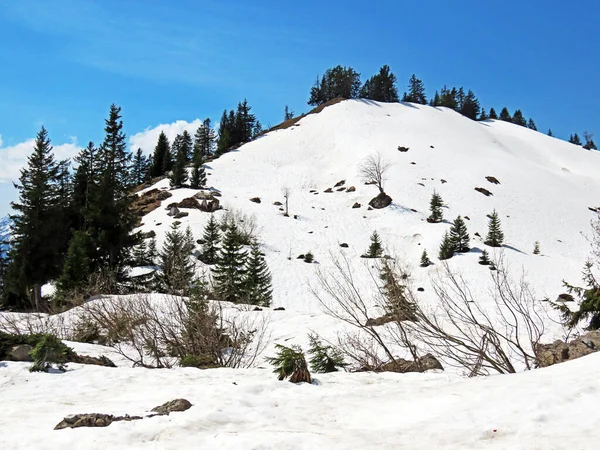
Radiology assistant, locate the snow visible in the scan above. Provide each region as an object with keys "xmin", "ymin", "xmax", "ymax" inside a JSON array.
[
  {"xmin": 3, "ymin": 99, "xmax": 600, "ymax": 448},
  {"xmin": 1, "ymin": 353, "xmax": 599, "ymax": 449}
]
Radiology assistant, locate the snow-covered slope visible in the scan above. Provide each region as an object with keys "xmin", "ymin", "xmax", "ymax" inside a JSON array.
[{"xmin": 138, "ymin": 99, "xmax": 600, "ymax": 316}]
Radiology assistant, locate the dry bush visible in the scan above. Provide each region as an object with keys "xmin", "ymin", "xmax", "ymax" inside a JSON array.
[
  {"xmin": 78, "ymin": 294, "xmax": 269, "ymax": 369},
  {"xmin": 359, "ymin": 152, "xmax": 392, "ymax": 194},
  {"xmin": 220, "ymin": 208, "xmax": 259, "ymax": 245}
]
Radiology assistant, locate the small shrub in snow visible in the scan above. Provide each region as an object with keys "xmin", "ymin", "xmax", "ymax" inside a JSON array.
[
  {"xmin": 266, "ymin": 344, "xmax": 312, "ymax": 383},
  {"xmin": 420, "ymin": 250, "xmax": 432, "ymax": 267},
  {"xmin": 304, "ymin": 252, "xmax": 314, "ymax": 263},
  {"xmin": 533, "ymin": 241, "xmax": 540, "ymax": 255},
  {"xmin": 479, "ymin": 249, "xmax": 491, "ymax": 266},
  {"xmin": 29, "ymin": 334, "xmax": 70, "ymax": 372},
  {"xmin": 307, "ymin": 334, "xmax": 347, "ymax": 373},
  {"xmin": 427, "ymin": 190, "xmax": 444, "ymax": 223},
  {"xmin": 365, "ymin": 231, "xmax": 383, "ymax": 258}
]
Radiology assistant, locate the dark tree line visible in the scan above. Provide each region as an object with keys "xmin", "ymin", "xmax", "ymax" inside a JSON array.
[{"xmin": 216, "ymin": 100, "xmax": 262, "ymax": 156}]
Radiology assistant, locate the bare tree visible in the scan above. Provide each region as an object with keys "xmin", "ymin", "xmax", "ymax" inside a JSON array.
[
  {"xmin": 359, "ymin": 152, "xmax": 392, "ymax": 194},
  {"xmin": 282, "ymin": 186, "xmax": 292, "ymax": 217}
]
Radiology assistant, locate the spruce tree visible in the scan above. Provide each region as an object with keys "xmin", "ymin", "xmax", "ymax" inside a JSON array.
[
  {"xmin": 194, "ymin": 118, "xmax": 216, "ymax": 160},
  {"xmin": 307, "ymin": 333, "xmax": 347, "ymax": 373},
  {"xmin": 212, "ymin": 223, "xmax": 248, "ymax": 303},
  {"xmin": 56, "ymin": 230, "xmax": 92, "ymax": 296},
  {"xmin": 359, "ymin": 65, "xmax": 399, "ymax": 102},
  {"xmin": 428, "ymin": 190, "xmax": 444, "ymax": 223},
  {"xmin": 244, "ymin": 240, "xmax": 273, "ymax": 307},
  {"xmin": 190, "ymin": 153, "xmax": 207, "ymax": 189},
  {"xmin": 499, "ymin": 107, "xmax": 512, "ymax": 122},
  {"xmin": 484, "ymin": 209, "xmax": 504, "ymax": 247},
  {"xmin": 439, "ymin": 85, "xmax": 458, "ymax": 110},
  {"xmin": 72, "ymin": 141, "xmax": 99, "ymax": 230},
  {"xmin": 478, "ymin": 249, "xmax": 491, "ymax": 265},
  {"xmin": 460, "ymin": 90, "xmax": 480, "ymax": 120},
  {"xmin": 402, "ymin": 74, "xmax": 427, "ymax": 104},
  {"xmin": 512, "ymin": 109, "xmax": 527, "ymax": 126},
  {"xmin": 367, "ymin": 231, "xmax": 383, "ymax": 258},
  {"xmin": 216, "ymin": 110, "xmax": 232, "ymax": 155},
  {"xmin": 200, "ymin": 215, "xmax": 220, "ymax": 264},
  {"xmin": 6, "ymin": 126, "xmax": 65, "ymax": 309},
  {"xmin": 131, "ymin": 148, "xmax": 150, "ymax": 186},
  {"xmin": 284, "ymin": 105, "xmax": 294, "ymax": 121},
  {"xmin": 548, "ymin": 129, "xmax": 554, "ymax": 137},
  {"xmin": 151, "ymin": 131, "xmax": 171, "ymax": 177},
  {"xmin": 438, "ymin": 232, "xmax": 454, "ymax": 260},
  {"xmin": 527, "ymin": 118, "xmax": 537, "ymax": 131},
  {"xmin": 308, "ymin": 65, "xmax": 361, "ymax": 106},
  {"xmin": 169, "ymin": 133, "xmax": 189, "ymax": 188},
  {"xmin": 159, "ymin": 222, "xmax": 195, "ymax": 295},
  {"xmin": 132, "ymin": 239, "xmax": 148, "ymax": 266},
  {"xmin": 583, "ymin": 132, "xmax": 597, "ymax": 150},
  {"xmin": 569, "ymin": 133, "xmax": 582, "ymax": 145},
  {"xmin": 431, "ymin": 90, "xmax": 441, "ymax": 106},
  {"xmin": 489, "ymin": 108, "xmax": 498, "ymax": 119},
  {"xmin": 449, "ymin": 216, "xmax": 470, "ymax": 253},
  {"xmin": 479, "ymin": 108, "xmax": 488, "ymax": 120},
  {"xmin": 420, "ymin": 249, "xmax": 432, "ymax": 267},
  {"xmin": 147, "ymin": 237, "xmax": 158, "ymax": 265}
]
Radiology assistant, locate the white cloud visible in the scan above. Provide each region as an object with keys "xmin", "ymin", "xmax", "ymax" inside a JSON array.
[
  {"xmin": 129, "ymin": 119, "xmax": 203, "ymax": 155},
  {"xmin": 0, "ymin": 134, "xmax": 3, "ymax": 147},
  {"xmin": 0, "ymin": 137, "xmax": 81, "ymax": 183}
]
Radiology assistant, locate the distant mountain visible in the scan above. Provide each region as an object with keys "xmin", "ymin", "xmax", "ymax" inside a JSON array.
[{"xmin": 0, "ymin": 215, "xmax": 11, "ymax": 256}]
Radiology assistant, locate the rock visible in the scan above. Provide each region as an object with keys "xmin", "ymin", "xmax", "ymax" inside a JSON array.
[
  {"xmin": 174, "ymin": 212, "xmax": 189, "ymax": 219},
  {"xmin": 346, "ymin": 186, "xmax": 356, "ymax": 192},
  {"xmin": 486, "ymin": 176, "xmax": 501, "ymax": 185},
  {"xmin": 70, "ymin": 354, "xmax": 116, "ymax": 367},
  {"xmin": 397, "ymin": 146, "xmax": 409, "ymax": 152},
  {"xmin": 368, "ymin": 206, "xmax": 373, "ymax": 211},
  {"xmin": 273, "ymin": 201, "xmax": 283, "ymax": 206},
  {"xmin": 336, "ymin": 187, "xmax": 346, "ymax": 192},
  {"xmin": 334, "ymin": 180, "xmax": 345, "ymax": 187},
  {"xmin": 340, "ymin": 243, "xmax": 349, "ymax": 248},
  {"xmin": 55, "ymin": 413, "xmax": 143, "ymax": 430},
  {"xmin": 410, "ymin": 162, "xmax": 416, "ymax": 165},
  {"xmin": 535, "ymin": 331, "xmax": 600, "ymax": 368},
  {"xmin": 410, "ymin": 208, "xmax": 418, "ymax": 213},
  {"xmin": 293, "ymin": 215, "xmax": 299, "ymax": 219},
  {"xmin": 324, "ymin": 188, "xmax": 333, "ymax": 193},
  {"xmin": 474, "ymin": 232, "xmax": 481, "ymax": 237},
  {"xmin": 440, "ymin": 179, "xmax": 447, "ymax": 184},
  {"xmin": 417, "ymin": 183, "xmax": 425, "ymax": 187},
  {"xmin": 193, "ymin": 192, "xmax": 220, "ymax": 212},
  {"xmin": 167, "ymin": 206, "xmax": 180, "ymax": 217},
  {"xmin": 430, "ymin": 145, "xmax": 434, "ymax": 148},
  {"xmin": 556, "ymin": 293, "xmax": 575, "ymax": 302},
  {"xmin": 7, "ymin": 344, "xmax": 33, "ymax": 362},
  {"xmin": 464, "ymin": 216, "xmax": 470, "ymax": 220},
  {"xmin": 368, "ymin": 192, "xmax": 393, "ymax": 209},
  {"xmin": 131, "ymin": 189, "xmax": 173, "ymax": 223},
  {"xmin": 273, "ymin": 307, "xmax": 285, "ymax": 311},
  {"xmin": 297, "ymin": 254, "xmax": 305, "ymax": 259},
  {"xmin": 253, "ymin": 307, "xmax": 263, "ymax": 311},
  {"xmin": 417, "ymin": 287, "xmax": 425, "ymax": 292},
  {"xmin": 177, "ymin": 197, "xmax": 201, "ymax": 209},
  {"xmin": 380, "ymin": 353, "xmax": 443, "ymax": 373},
  {"xmin": 250, "ymin": 197, "xmax": 261, "ymax": 204},
  {"xmin": 352, "ymin": 202, "xmax": 361, "ymax": 209},
  {"xmin": 475, "ymin": 187, "xmax": 493, "ymax": 197},
  {"xmin": 151, "ymin": 399, "xmax": 193, "ymax": 416},
  {"xmin": 309, "ymin": 190, "xmax": 317, "ymax": 193}
]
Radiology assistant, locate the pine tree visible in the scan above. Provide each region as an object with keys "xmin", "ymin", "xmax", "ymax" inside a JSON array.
[
  {"xmin": 132, "ymin": 239, "xmax": 148, "ymax": 266},
  {"xmin": 489, "ymin": 108, "xmax": 498, "ymax": 119},
  {"xmin": 194, "ymin": 119, "xmax": 216, "ymax": 160},
  {"xmin": 548, "ymin": 129, "xmax": 554, "ymax": 137},
  {"xmin": 512, "ymin": 109, "xmax": 527, "ymax": 126},
  {"xmin": 359, "ymin": 65, "xmax": 399, "ymax": 102},
  {"xmin": 533, "ymin": 241, "xmax": 540, "ymax": 255},
  {"xmin": 216, "ymin": 110, "xmax": 233, "ymax": 156},
  {"xmin": 169, "ymin": 133, "xmax": 189, "ymax": 188},
  {"xmin": 131, "ymin": 148, "xmax": 150, "ymax": 186},
  {"xmin": 190, "ymin": 153, "xmax": 207, "ymax": 189},
  {"xmin": 460, "ymin": 90, "xmax": 480, "ymax": 120},
  {"xmin": 527, "ymin": 118, "xmax": 537, "ymax": 131},
  {"xmin": 499, "ymin": 107, "xmax": 512, "ymax": 122},
  {"xmin": 159, "ymin": 222, "xmax": 195, "ymax": 295},
  {"xmin": 308, "ymin": 65, "xmax": 361, "ymax": 106},
  {"xmin": 569, "ymin": 133, "xmax": 582, "ymax": 145},
  {"xmin": 150, "ymin": 131, "xmax": 171, "ymax": 177},
  {"xmin": 479, "ymin": 108, "xmax": 488, "ymax": 120},
  {"xmin": 427, "ymin": 190, "xmax": 444, "ymax": 223},
  {"xmin": 485, "ymin": 209, "xmax": 504, "ymax": 247},
  {"xmin": 146, "ymin": 237, "xmax": 158, "ymax": 266},
  {"xmin": 212, "ymin": 223, "xmax": 248, "ymax": 303},
  {"xmin": 438, "ymin": 231, "xmax": 454, "ymax": 260},
  {"xmin": 420, "ymin": 249, "xmax": 432, "ymax": 267},
  {"xmin": 449, "ymin": 216, "xmax": 470, "ymax": 253},
  {"xmin": 402, "ymin": 74, "xmax": 427, "ymax": 104},
  {"xmin": 265, "ymin": 344, "xmax": 311, "ymax": 383},
  {"xmin": 6, "ymin": 126, "xmax": 65, "ymax": 309},
  {"xmin": 87, "ymin": 104, "xmax": 137, "ymax": 272},
  {"xmin": 56, "ymin": 230, "xmax": 92, "ymax": 296},
  {"xmin": 478, "ymin": 249, "xmax": 491, "ymax": 265},
  {"xmin": 430, "ymin": 90, "xmax": 441, "ymax": 106},
  {"xmin": 284, "ymin": 106, "xmax": 294, "ymax": 121},
  {"xmin": 367, "ymin": 231, "xmax": 383, "ymax": 258},
  {"xmin": 439, "ymin": 86, "xmax": 458, "ymax": 110},
  {"xmin": 555, "ymin": 261, "xmax": 600, "ymax": 330},
  {"xmin": 583, "ymin": 132, "xmax": 597, "ymax": 150},
  {"xmin": 307, "ymin": 334, "xmax": 347, "ymax": 373},
  {"xmin": 244, "ymin": 240, "xmax": 273, "ymax": 307},
  {"xmin": 200, "ymin": 215, "xmax": 220, "ymax": 264}
]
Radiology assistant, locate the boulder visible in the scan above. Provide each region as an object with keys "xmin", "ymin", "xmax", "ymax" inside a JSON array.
[
  {"xmin": 352, "ymin": 202, "xmax": 361, "ymax": 209},
  {"xmin": 250, "ymin": 197, "xmax": 261, "ymax": 204},
  {"xmin": 273, "ymin": 201, "xmax": 283, "ymax": 206},
  {"xmin": 336, "ymin": 187, "xmax": 346, "ymax": 192},
  {"xmin": 273, "ymin": 307, "xmax": 285, "ymax": 311},
  {"xmin": 174, "ymin": 212, "xmax": 189, "ymax": 219},
  {"xmin": 346, "ymin": 186, "xmax": 356, "ymax": 193},
  {"xmin": 556, "ymin": 293, "xmax": 575, "ymax": 302},
  {"xmin": 55, "ymin": 413, "xmax": 142, "ymax": 430},
  {"xmin": 7, "ymin": 344, "xmax": 33, "ymax": 362},
  {"xmin": 486, "ymin": 176, "xmax": 501, "ymax": 185},
  {"xmin": 475, "ymin": 187, "xmax": 493, "ymax": 197},
  {"xmin": 380, "ymin": 354, "xmax": 443, "ymax": 373},
  {"xmin": 397, "ymin": 146, "xmax": 409, "ymax": 152},
  {"xmin": 535, "ymin": 331, "xmax": 600, "ymax": 368},
  {"xmin": 324, "ymin": 188, "xmax": 333, "ymax": 193},
  {"xmin": 368, "ymin": 192, "xmax": 393, "ymax": 209},
  {"xmin": 177, "ymin": 197, "xmax": 201, "ymax": 209},
  {"xmin": 334, "ymin": 180, "xmax": 346, "ymax": 187},
  {"xmin": 151, "ymin": 398, "xmax": 193, "ymax": 416},
  {"xmin": 167, "ymin": 206, "xmax": 180, "ymax": 217},
  {"xmin": 340, "ymin": 243, "xmax": 349, "ymax": 248}
]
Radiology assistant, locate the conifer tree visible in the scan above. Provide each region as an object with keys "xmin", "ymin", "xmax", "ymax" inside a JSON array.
[
  {"xmin": 147, "ymin": 237, "xmax": 158, "ymax": 265},
  {"xmin": 56, "ymin": 230, "xmax": 92, "ymax": 296},
  {"xmin": 71, "ymin": 142, "xmax": 99, "ymax": 231},
  {"xmin": 194, "ymin": 118, "xmax": 216, "ymax": 159},
  {"xmin": 212, "ymin": 223, "xmax": 248, "ymax": 303},
  {"xmin": 367, "ymin": 231, "xmax": 383, "ymax": 258},
  {"xmin": 583, "ymin": 132, "xmax": 597, "ymax": 150},
  {"xmin": 438, "ymin": 231, "xmax": 454, "ymax": 260},
  {"xmin": 131, "ymin": 148, "xmax": 150, "ymax": 186},
  {"xmin": 460, "ymin": 90, "xmax": 480, "ymax": 120},
  {"xmin": 190, "ymin": 153, "xmax": 207, "ymax": 189},
  {"xmin": 527, "ymin": 118, "xmax": 537, "ymax": 131},
  {"xmin": 150, "ymin": 131, "xmax": 171, "ymax": 177},
  {"xmin": 359, "ymin": 65, "xmax": 399, "ymax": 102},
  {"xmin": 266, "ymin": 344, "xmax": 311, "ymax": 383},
  {"xmin": 499, "ymin": 107, "xmax": 512, "ymax": 122},
  {"xmin": 478, "ymin": 249, "xmax": 491, "ymax": 265},
  {"xmin": 489, "ymin": 108, "xmax": 498, "ymax": 119},
  {"xmin": 307, "ymin": 334, "xmax": 347, "ymax": 373},
  {"xmin": 169, "ymin": 133, "xmax": 189, "ymax": 188},
  {"xmin": 159, "ymin": 222, "xmax": 195, "ymax": 295},
  {"xmin": 6, "ymin": 126, "xmax": 65, "ymax": 308},
  {"xmin": 449, "ymin": 216, "xmax": 470, "ymax": 253},
  {"xmin": 533, "ymin": 241, "xmax": 540, "ymax": 255},
  {"xmin": 569, "ymin": 133, "xmax": 582, "ymax": 145},
  {"xmin": 402, "ymin": 74, "xmax": 427, "ymax": 104},
  {"xmin": 427, "ymin": 190, "xmax": 444, "ymax": 223},
  {"xmin": 87, "ymin": 104, "xmax": 137, "ymax": 271},
  {"xmin": 512, "ymin": 109, "xmax": 527, "ymax": 126},
  {"xmin": 430, "ymin": 90, "xmax": 441, "ymax": 106},
  {"xmin": 308, "ymin": 65, "xmax": 361, "ymax": 106},
  {"xmin": 244, "ymin": 240, "xmax": 273, "ymax": 307},
  {"xmin": 200, "ymin": 215, "xmax": 220, "ymax": 264},
  {"xmin": 132, "ymin": 239, "xmax": 148, "ymax": 266},
  {"xmin": 216, "ymin": 110, "xmax": 232, "ymax": 156},
  {"xmin": 548, "ymin": 129, "xmax": 554, "ymax": 137},
  {"xmin": 420, "ymin": 249, "xmax": 432, "ymax": 267},
  {"xmin": 479, "ymin": 108, "xmax": 488, "ymax": 120},
  {"xmin": 284, "ymin": 106, "xmax": 294, "ymax": 121},
  {"xmin": 485, "ymin": 209, "xmax": 504, "ymax": 247},
  {"xmin": 439, "ymin": 85, "xmax": 458, "ymax": 109}
]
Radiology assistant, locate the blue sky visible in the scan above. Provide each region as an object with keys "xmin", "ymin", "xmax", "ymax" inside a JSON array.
[{"xmin": 0, "ymin": 0, "xmax": 598, "ymax": 215}]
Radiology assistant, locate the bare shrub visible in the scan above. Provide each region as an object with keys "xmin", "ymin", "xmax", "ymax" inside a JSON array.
[
  {"xmin": 282, "ymin": 186, "xmax": 292, "ymax": 217},
  {"xmin": 220, "ymin": 208, "xmax": 259, "ymax": 245},
  {"xmin": 359, "ymin": 152, "xmax": 392, "ymax": 194}
]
